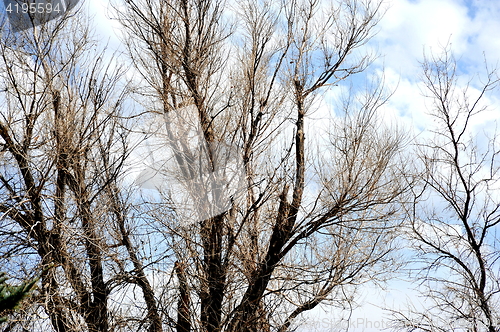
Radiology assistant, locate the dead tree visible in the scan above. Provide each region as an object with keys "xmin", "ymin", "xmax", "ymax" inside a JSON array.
[
  {"xmin": 391, "ymin": 47, "xmax": 500, "ymax": 332},
  {"xmin": 0, "ymin": 7, "xmax": 161, "ymax": 332},
  {"xmin": 114, "ymin": 0, "xmax": 409, "ymax": 331}
]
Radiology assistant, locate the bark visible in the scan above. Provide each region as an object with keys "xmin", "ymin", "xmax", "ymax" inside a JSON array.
[{"xmin": 175, "ymin": 261, "xmax": 191, "ymax": 332}]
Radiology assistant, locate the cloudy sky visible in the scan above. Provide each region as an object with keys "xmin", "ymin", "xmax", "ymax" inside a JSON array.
[
  {"xmin": 82, "ymin": 0, "xmax": 500, "ymax": 330},
  {"xmin": 373, "ymin": 0, "xmax": 500, "ymax": 132},
  {"xmin": 85, "ymin": 0, "xmax": 500, "ymax": 136}
]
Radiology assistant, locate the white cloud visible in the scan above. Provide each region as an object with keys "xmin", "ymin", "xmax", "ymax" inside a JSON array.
[
  {"xmin": 373, "ymin": 0, "xmax": 500, "ymax": 77},
  {"xmin": 378, "ymin": 67, "xmax": 430, "ymax": 132},
  {"xmin": 374, "ymin": 0, "xmax": 471, "ymax": 75},
  {"xmin": 460, "ymin": 1, "xmax": 500, "ymax": 67},
  {"xmin": 363, "ymin": 0, "xmax": 500, "ymax": 141}
]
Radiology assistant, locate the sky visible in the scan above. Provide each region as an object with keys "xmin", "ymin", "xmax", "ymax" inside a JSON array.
[
  {"xmin": 86, "ymin": 0, "xmax": 500, "ymax": 331},
  {"xmin": 319, "ymin": 1, "xmax": 500, "ymax": 330},
  {"xmin": 84, "ymin": 0, "xmax": 500, "ymax": 140},
  {"xmin": 371, "ymin": 0, "xmax": 500, "ymax": 133},
  {"xmin": 3, "ymin": 0, "xmax": 498, "ymax": 330}
]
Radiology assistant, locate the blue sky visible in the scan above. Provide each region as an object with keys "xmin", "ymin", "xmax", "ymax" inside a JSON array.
[
  {"xmin": 371, "ymin": 0, "xmax": 500, "ymax": 133},
  {"xmin": 84, "ymin": 0, "xmax": 500, "ymax": 136}
]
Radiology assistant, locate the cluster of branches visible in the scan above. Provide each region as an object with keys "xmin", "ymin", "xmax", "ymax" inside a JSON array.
[
  {"xmin": 389, "ymin": 48, "xmax": 500, "ymax": 332},
  {"xmin": 0, "ymin": 6, "xmax": 134, "ymax": 331},
  {"xmin": 0, "ymin": 0, "xmax": 407, "ymax": 330},
  {"xmin": 111, "ymin": 0, "xmax": 409, "ymax": 331}
]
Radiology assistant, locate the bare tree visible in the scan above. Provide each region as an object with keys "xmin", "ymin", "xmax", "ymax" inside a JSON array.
[
  {"xmin": 114, "ymin": 0, "xmax": 409, "ymax": 331},
  {"xmin": 0, "ymin": 6, "xmax": 156, "ymax": 332},
  {"xmin": 390, "ymin": 48, "xmax": 500, "ymax": 332}
]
